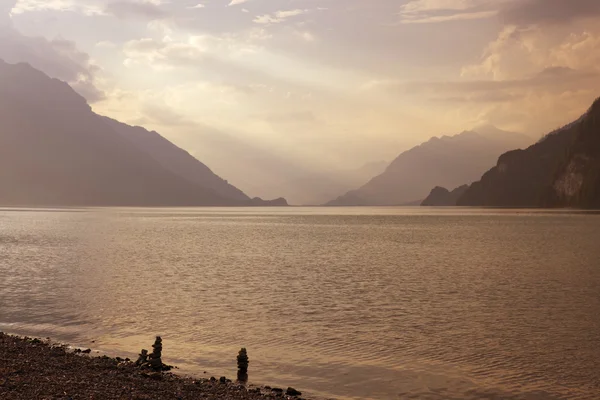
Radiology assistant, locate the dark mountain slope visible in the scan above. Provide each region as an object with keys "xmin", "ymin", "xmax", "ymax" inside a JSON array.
[
  {"xmin": 421, "ymin": 185, "xmax": 469, "ymax": 206},
  {"xmin": 0, "ymin": 60, "xmax": 284, "ymax": 206},
  {"xmin": 542, "ymin": 98, "xmax": 600, "ymax": 208},
  {"xmin": 103, "ymin": 117, "xmax": 250, "ymax": 203},
  {"xmin": 457, "ymin": 104, "xmax": 595, "ymax": 207}
]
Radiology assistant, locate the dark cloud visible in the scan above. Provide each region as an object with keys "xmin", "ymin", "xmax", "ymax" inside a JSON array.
[
  {"xmin": 500, "ymin": 0, "xmax": 600, "ymax": 26},
  {"xmin": 386, "ymin": 66, "xmax": 600, "ymax": 103},
  {"xmin": 106, "ymin": 1, "xmax": 169, "ymax": 20}
]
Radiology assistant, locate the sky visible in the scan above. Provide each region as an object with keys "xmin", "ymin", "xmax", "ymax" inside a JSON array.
[{"xmin": 1, "ymin": 0, "xmax": 600, "ymax": 198}]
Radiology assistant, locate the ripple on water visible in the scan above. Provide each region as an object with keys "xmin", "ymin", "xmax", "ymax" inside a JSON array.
[{"xmin": 1, "ymin": 208, "xmax": 600, "ymax": 399}]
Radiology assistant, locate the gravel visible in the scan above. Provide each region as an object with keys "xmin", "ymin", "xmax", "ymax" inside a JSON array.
[{"xmin": 0, "ymin": 332, "xmax": 306, "ymax": 400}]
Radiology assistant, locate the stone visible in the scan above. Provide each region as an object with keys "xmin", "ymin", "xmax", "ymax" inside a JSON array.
[
  {"xmin": 135, "ymin": 349, "xmax": 149, "ymax": 366},
  {"xmin": 148, "ymin": 337, "xmax": 163, "ymax": 371},
  {"xmin": 237, "ymin": 348, "xmax": 249, "ymax": 374},
  {"xmin": 286, "ymin": 387, "xmax": 302, "ymax": 396}
]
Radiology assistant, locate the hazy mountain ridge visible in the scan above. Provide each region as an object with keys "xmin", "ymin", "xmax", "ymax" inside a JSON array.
[
  {"xmin": 256, "ymin": 160, "xmax": 388, "ymax": 206},
  {"xmin": 0, "ymin": 60, "xmax": 286, "ymax": 207},
  {"xmin": 326, "ymin": 128, "xmax": 532, "ymax": 206},
  {"xmin": 457, "ymin": 98, "xmax": 600, "ymax": 208},
  {"xmin": 103, "ymin": 117, "xmax": 250, "ymax": 203}
]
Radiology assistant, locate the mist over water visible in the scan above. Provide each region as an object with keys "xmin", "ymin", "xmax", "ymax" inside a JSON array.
[{"xmin": 1, "ymin": 208, "xmax": 600, "ymax": 400}]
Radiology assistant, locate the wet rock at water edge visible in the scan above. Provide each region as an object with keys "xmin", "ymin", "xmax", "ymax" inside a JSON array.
[
  {"xmin": 286, "ymin": 387, "xmax": 302, "ymax": 396},
  {"xmin": 148, "ymin": 336, "xmax": 163, "ymax": 371},
  {"xmin": 237, "ymin": 347, "xmax": 249, "ymax": 374},
  {"xmin": 135, "ymin": 349, "xmax": 149, "ymax": 366}
]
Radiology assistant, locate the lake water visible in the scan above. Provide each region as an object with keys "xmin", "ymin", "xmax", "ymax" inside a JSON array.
[{"xmin": 1, "ymin": 207, "xmax": 600, "ymax": 399}]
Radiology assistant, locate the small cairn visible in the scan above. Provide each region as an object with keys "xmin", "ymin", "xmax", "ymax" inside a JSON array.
[
  {"xmin": 237, "ymin": 348, "xmax": 249, "ymax": 382},
  {"xmin": 148, "ymin": 336, "xmax": 163, "ymax": 371},
  {"xmin": 135, "ymin": 336, "xmax": 172, "ymax": 371},
  {"xmin": 135, "ymin": 349, "xmax": 148, "ymax": 366}
]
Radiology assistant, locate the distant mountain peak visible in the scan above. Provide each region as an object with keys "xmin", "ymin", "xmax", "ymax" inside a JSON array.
[{"xmin": 326, "ymin": 125, "xmax": 533, "ymax": 206}]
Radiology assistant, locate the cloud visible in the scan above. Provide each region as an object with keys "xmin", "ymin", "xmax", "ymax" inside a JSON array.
[
  {"xmin": 500, "ymin": 0, "xmax": 600, "ymax": 26},
  {"xmin": 0, "ymin": 0, "xmax": 17, "ymax": 26},
  {"xmin": 105, "ymin": 1, "xmax": 169, "ymax": 20},
  {"xmin": 372, "ymin": 66, "xmax": 599, "ymax": 100},
  {"xmin": 138, "ymin": 102, "xmax": 196, "ymax": 126},
  {"xmin": 254, "ymin": 9, "xmax": 307, "ymax": 25},
  {"xmin": 265, "ymin": 110, "xmax": 318, "ymax": 125},
  {"xmin": 11, "ymin": 0, "xmax": 105, "ymax": 16},
  {"xmin": 398, "ymin": 0, "xmax": 505, "ymax": 24},
  {"xmin": 0, "ymin": 2, "xmax": 104, "ymax": 102},
  {"xmin": 228, "ymin": 0, "xmax": 248, "ymax": 6}
]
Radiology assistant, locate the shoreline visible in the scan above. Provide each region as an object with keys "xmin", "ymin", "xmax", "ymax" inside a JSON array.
[{"xmin": 0, "ymin": 332, "xmax": 307, "ymax": 400}]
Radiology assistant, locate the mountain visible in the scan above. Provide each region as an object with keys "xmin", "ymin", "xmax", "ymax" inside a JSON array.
[
  {"xmin": 421, "ymin": 185, "xmax": 469, "ymax": 206},
  {"xmin": 102, "ymin": 117, "xmax": 250, "ymax": 203},
  {"xmin": 255, "ymin": 161, "xmax": 388, "ymax": 206},
  {"xmin": 0, "ymin": 60, "xmax": 286, "ymax": 207},
  {"xmin": 326, "ymin": 128, "xmax": 531, "ymax": 206},
  {"xmin": 545, "ymin": 99, "xmax": 600, "ymax": 207},
  {"xmin": 458, "ymin": 98, "xmax": 600, "ymax": 208}
]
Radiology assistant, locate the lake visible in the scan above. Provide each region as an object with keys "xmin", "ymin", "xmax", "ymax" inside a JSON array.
[{"xmin": 1, "ymin": 207, "xmax": 600, "ymax": 399}]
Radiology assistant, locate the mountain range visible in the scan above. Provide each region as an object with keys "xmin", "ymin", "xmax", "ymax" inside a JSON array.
[
  {"xmin": 326, "ymin": 127, "xmax": 532, "ymax": 206},
  {"xmin": 458, "ymin": 98, "xmax": 600, "ymax": 208},
  {"xmin": 252, "ymin": 161, "xmax": 389, "ymax": 206},
  {"xmin": 0, "ymin": 60, "xmax": 286, "ymax": 207}
]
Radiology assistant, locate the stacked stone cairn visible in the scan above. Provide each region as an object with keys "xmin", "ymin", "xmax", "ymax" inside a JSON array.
[
  {"xmin": 148, "ymin": 336, "xmax": 163, "ymax": 371},
  {"xmin": 237, "ymin": 348, "xmax": 249, "ymax": 381},
  {"xmin": 135, "ymin": 336, "xmax": 171, "ymax": 371}
]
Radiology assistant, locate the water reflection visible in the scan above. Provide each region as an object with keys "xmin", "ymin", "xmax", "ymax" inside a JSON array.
[{"xmin": 1, "ymin": 208, "xmax": 600, "ymax": 400}]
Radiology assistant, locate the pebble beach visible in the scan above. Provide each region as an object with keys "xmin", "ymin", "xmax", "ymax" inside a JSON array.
[{"xmin": 0, "ymin": 333, "xmax": 306, "ymax": 400}]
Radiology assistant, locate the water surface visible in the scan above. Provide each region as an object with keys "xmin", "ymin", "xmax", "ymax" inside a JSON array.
[{"xmin": 1, "ymin": 207, "xmax": 600, "ymax": 399}]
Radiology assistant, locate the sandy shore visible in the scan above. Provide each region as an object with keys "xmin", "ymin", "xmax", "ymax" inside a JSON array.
[{"xmin": 0, "ymin": 332, "xmax": 305, "ymax": 400}]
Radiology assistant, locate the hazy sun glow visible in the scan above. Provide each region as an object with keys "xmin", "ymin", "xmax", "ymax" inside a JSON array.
[{"xmin": 2, "ymin": 0, "xmax": 600, "ymax": 199}]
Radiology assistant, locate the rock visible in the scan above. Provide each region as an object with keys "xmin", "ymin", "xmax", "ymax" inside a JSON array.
[
  {"xmin": 82, "ymin": 349, "xmax": 91, "ymax": 354},
  {"xmin": 148, "ymin": 337, "xmax": 163, "ymax": 371},
  {"xmin": 237, "ymin": 348, "xmax": 249, "ymax": 375},
  {"xmin": 219, "ymin": 377, "xmax": 227, "ymax": 384},
  {"xmin": 135, "ymin": 349, "xmax": 149, "ymax": 366},
  {"xmin": 210, "ymin": 377, "xmax": 216, "ymax": 382},
  {"xmin": 237, "ymin": 371, "xmax": 248, "ymax": 382},
  {"xmin": 286, "ymin": 387, "xmax": 302, "ymax": 396},
  {"xmin": 271, "ymin": 387, "xmax": 284, "ymax": 393}
]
